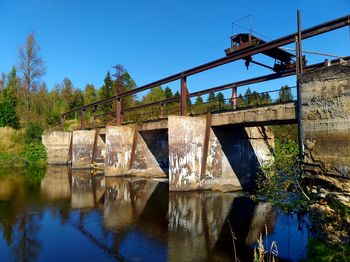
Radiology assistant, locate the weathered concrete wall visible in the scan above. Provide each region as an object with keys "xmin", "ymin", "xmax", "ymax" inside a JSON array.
[
  {"xmin": 168, "ymin": 116, "xmax": 273, "ymax": 191},
  {"xmin": 301, "ymin": 63, "xmax": 350, "ymax": 191},
  {"xmin": 105, "ymin": 126, "xmax": 134, "ymax": 176},
  {"xmin": 211, "ymin": 102, "xmax": 296, "ymax": 126},
  {"xmin": 72, "ymin": 130, "xmax": 105, "ymax": 169},
  {"xmin": 42, "ymin": 131, "xmax": 72, "ymax": 165},
  {"xmin": 105, "ymin": 126, "xmax": 166, "ymax": 177}
]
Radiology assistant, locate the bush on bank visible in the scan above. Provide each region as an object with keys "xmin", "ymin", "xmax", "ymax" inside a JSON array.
[{"xmin": 0, "ymin": 124, "xmax": 47, "ymax": 168}]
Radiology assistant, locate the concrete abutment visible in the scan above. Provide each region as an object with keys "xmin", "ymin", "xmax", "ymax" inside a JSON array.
[{"xmin": 301, "ymin": 62, "xmax": 350, "ymax": 191}]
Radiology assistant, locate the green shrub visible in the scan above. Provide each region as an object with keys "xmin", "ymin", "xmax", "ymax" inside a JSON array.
[
  {"xmin": 21, "ymin": 143, "xmax": 47, "ymax": 165},
  {"xmin": 254, "ymin": 139, "xmax": 309, "ymax": 212},
  {"xmin": 25, "ymin": 122, "xmax": 44, "ymax": 144},
  {"xmin": 0, "ymin": 101, "xmax": 19, "ymax": 129}
]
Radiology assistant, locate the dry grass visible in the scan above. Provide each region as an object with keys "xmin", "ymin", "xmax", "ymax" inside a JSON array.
[{"xmin": 0, "ymin": 127, "xmax": 25, "ymax": 153}]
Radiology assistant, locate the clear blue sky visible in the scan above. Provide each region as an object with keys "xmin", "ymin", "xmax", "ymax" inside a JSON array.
[{"xmin": 1, "ymin": 0, "xmax": 349, "ymax": 100}]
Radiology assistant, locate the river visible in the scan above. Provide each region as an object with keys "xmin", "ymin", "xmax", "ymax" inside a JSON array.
[{"xmin": 0, "ymin": 166, "xmax": 310, "ymax": 261}]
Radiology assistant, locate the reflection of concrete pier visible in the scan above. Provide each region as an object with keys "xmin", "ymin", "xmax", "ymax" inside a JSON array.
[
  {"xmin": 44, "ymin": 166, "xmax": 278, "ymax": 261},
  {"xmin": 167, "ymin": 191, "xmax": 236, "ymax": 261},
  {"xmin": 70, "ymin": 169, "xmax": 105, "ymax": 209},
  {"xmin": 40, "ymin": 166, "xmax": 70, "ymax": 200},
  {"xmin": 103, "ymin": 177, "xmax": 159, "ymax": 230}
]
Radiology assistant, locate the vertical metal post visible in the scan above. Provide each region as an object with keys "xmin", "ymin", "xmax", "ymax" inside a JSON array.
[
  {"xmin": 231, "ymin": 85, "xmax": 237, "ymax": 110},
  {"xmin": 181, "ymin": 76, "xmax": 187, "ymax": 116},
  {"xmin": 61, "ymin": 115, "xmax": 65, "ymax": 129},
  {"xmin": 116, "ymin": 96, "xmax": 122, "ymax": 125},
  {"xmin": 160, "ymin": 102, "xmax": 164, "ymax": 118},
  {"xmin": 81, "ymin": 108, "xmax": 86, "ymax": 130},
  {"xmin": 201, "ymin": 113, "xmax": 212, "ymax": 180},
  {"xmin": 129, "ymin": 125, "xmax": 138, "ymax": 170},
  {"xmin": 297, "ymin": 10, "xmax": 303, "ymax": 74},
  {"xmin": 91, "ymin": 128, "xmax": 99, "ymax": 168},
  {"xmin": 296, "ymin": 10, "xmax": 304, "ymax": 161}
]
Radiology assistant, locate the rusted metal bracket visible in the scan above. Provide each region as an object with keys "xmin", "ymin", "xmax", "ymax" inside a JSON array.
[
  {"xmin": 67, "ymin": 133, "xmax": 73, "ymax": 165},
  {"xmin": 201, "ymin": 113, "xmax": 212, "ymax": 180},
  {"xmin": 81, "ymin": 108, "xmax": 86, "ymax": 130},
  {"xmin": 129, "ymin": 125, "xmax": 139, "ymax": 170},
  {"xmin": 91, "ymin": 128, "xmax": 100, "ymax": 168}
]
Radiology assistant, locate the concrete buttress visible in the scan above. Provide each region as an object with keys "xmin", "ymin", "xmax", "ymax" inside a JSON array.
[
  {"xmin": 168, "ymin": 116, "xmax": 273, "ymax": 191},
  {"xmin": 105, "ymin": 126, "xmax": 166, "ymax": 177}
]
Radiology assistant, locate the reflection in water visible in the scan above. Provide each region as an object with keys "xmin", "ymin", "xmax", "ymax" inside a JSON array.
[{"xmin": 0, "ymin": 168, "xmax": 310, "ymax": 261}]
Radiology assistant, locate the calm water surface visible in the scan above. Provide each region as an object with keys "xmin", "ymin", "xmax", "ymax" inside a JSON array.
[{"xmin": 0, "ymin": 166, "xmax": 310, "ymax": 262}]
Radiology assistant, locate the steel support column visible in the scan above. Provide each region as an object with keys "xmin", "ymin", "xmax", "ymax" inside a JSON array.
[
  {"xmin": 81, "ymin": 108, "xmax": 86, "ymax": 130},
  {"xmin": 296, "ymin": 10, "xmax": 304, "ymax": 161},
  {"xmin": 116, "ymin": 96, "xmax": 122, "ymax": 125},
  {"xmin": 201, "ymin": 113, "xmax": 212, "ymax": 180},
  {"xmin": 181, "ymin": 76, "xmax": 187, "ymax": 116},
  {"xmin": 129, "ymin": 125, "xmax": 139, "ymax": 170}
]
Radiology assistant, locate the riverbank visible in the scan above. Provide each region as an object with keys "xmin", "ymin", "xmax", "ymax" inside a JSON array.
[{"xmin": 0, "ymin": 126, "xmax": 47, "ymax": 168}]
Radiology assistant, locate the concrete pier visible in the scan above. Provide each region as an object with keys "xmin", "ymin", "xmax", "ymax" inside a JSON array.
[
  {"xmin": 42, "ymin": 131, "xmax": 72, "ymax": 165},
  {"xmin": 168, "ymin": 116, "xmax": 273, "ymax": 191},
  {"xmin": 72, "ymin": 130, "xmax": 105, "ymax": 169},
  {"xmin": 105, "ymin": 126, "xmax": 166, "ymax": 177}
]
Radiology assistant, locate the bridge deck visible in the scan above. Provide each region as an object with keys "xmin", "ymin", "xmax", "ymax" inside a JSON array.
[{"xmin": 137, "ymin": 102, "xmax": 296, "ymax": 131}]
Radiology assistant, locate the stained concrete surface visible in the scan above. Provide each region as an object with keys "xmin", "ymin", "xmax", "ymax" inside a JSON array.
[
  {"xmin": 42, "ymin": 131, "xmax": 72, "ymax": 165},
  {"xmin": 301, "ymin": 63, "xmax": 350, "ymax": 191},
  {"xmin": 168, "ymin": 116, "xmax": 273, "ymax": 191}
]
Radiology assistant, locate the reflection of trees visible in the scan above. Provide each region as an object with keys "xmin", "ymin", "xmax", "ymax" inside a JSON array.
[
  {"xmin": 0, "ymin": 169, "xmax": 44, "ymax": 261},
  {"xmin": 13, "ymin": 213, "xmax": 42, "ymax": 262}
]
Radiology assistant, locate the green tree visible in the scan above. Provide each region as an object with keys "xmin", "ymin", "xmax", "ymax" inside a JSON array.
[
  {"xmin": 83, "ymin": 84, "xmax": 97, "ymax": 105},
  {"xmin": 142, "ymin": 86, "xmax": 165, "ymax": 103},
  {"xmin": 164, "ymin": 86, "xmax": 173, "ymax": 99},
  {"xmin": 195, "ymin": 96, "xmax": 205, "ymax": 114},
  {"xmin": 216, "ymin": 92, "xmax": 225, "ymax": 104},
  {"xmin": 2, "ymin": 67, "xmax": 18, "ymax": 107},
  {"xmin": 0, "ymin": 101, "xmax": 19, "ymax": 128},
  {"xmin": 99, "ymin": 71, "xmax": 114, "ymax": 113},
  {"xmin": 244, "ymin": 87, "xmax": 252, "ymax": 105},
  {"xmin": 60, "ymin": 78, "xmax": 75, "ymax": 110},
  {"xmin": 278, "ymin": 85, "xmax": 293, "ymax": 102},
  {"xmin": 18, "ymin": 32, "xmax": 46, "ymax": 123},
  {"xmin": 207, "ymin": 92, "xmax": 216, "ymax": 102}
]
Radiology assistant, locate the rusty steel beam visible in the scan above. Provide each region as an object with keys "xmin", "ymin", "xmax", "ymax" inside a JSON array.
[
  {"xmin": 61, "ymin": 14, "xmax": 350, "ymax": 117},
  {"xmin": 121, "ymin": 97, "xmax": 179, "ymax": 113},
  {"xmin": 129, "ymin": 125, "xmax": 139, "ymax": 170},
  {"xmin": 201, "ymin": 113, "xmax": 212, "ymax": 180}
]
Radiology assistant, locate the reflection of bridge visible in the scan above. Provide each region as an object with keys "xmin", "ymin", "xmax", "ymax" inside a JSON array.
[
  {"xmin": 40, "ymin": 166, "xmax": 281, "ymax": 261},
  {"xmin": 43, "ymin": 14, "xmax": 350, "ymax": 192}
]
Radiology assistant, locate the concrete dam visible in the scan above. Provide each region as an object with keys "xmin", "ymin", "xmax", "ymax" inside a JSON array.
[{"xmin": 43, "ymin": 63, "xmax": 350, "ymax": 192}]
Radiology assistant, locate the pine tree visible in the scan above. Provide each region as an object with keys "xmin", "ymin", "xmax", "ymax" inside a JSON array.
[
  {"xmin": 278, "ymin": 85, "xmax": 293, "ymax": 102},
  {"xmin": 164, "ymin": 86, "xmax": 173, "ymax": 99},
  {"xmin": 207, "ymin": 92, "xmax": 216, "ymax": 102},
  {"xmin": 216, "ymin": 92, "xmax": 225, "ymax": 105}
]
